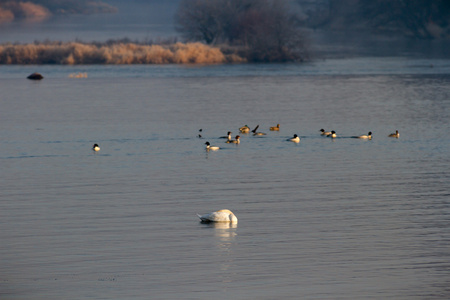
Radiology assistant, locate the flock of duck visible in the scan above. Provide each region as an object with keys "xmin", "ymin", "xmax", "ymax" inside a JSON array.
[
  {"xmin": 202, "ymin": 124, "xmax": 399, "ymax": 151},
  {"xmin": 90, "ymin": 126, "xmax": 399, "ymax": 153},
  {"xmin": 198, "ymin": 127, "xmax": 400, "ymax": 223},
  {"xmin": 90, "ymin": 126, "xmax": 399, "ymax": 223}
]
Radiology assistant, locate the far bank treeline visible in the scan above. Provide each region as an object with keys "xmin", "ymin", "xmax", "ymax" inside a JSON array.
[{"xmin": 0, "ymin": 0, "xmax": 307, "ymax": 65}]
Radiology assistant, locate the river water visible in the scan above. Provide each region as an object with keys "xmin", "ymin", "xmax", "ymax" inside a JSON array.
[{"xmin": 1, "ymin": 57, "xmax": 449, "ymax": 299}]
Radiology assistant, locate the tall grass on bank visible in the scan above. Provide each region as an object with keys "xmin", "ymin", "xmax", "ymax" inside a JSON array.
[{"xmin": 0, "ymin": 41, "xmax": 246, "ymax": 64}]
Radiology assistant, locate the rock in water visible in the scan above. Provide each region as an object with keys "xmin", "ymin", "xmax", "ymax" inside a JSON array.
[{"xmin": 27, "ymin": 73, "xmax": 44, "ymax": 80}]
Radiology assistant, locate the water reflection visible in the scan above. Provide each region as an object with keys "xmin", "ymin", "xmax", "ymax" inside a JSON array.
[
  {"xmin": 201, "ymin": 222, "xmax": 238, "ymax": 246},
  {"xmin": 201, "ymin": 222, "xmax": 238, "ymax": 282},
  {"xmin": 207, "ymin": 222, "xmax": 238, "ymax": 237}
]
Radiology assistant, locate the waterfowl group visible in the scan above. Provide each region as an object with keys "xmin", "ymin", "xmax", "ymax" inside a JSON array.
[
  {"xmin": 320, "ymin": 129, "xmax": 331, "ymax": 136},
  {"xmin": 328, "ymin": 131, "xmax": 337, "ymax": 138},
  {"xmin": 201, "ymin": 124, "xmax": 400, "ymax": 153},
  {"xmin": 197, "ymin": 127, "xmax": 399, "ymax": 224},
  {"xmin": 226, "ymin": 135, "xmax": 240, "ymax": 144},
  {"xmin": 320, "ymin": 129, "xmax": 337, "ymax": 138},
  {"xmin": 321, "ymin": 129, "xmax": 393, "ymax": 140}
]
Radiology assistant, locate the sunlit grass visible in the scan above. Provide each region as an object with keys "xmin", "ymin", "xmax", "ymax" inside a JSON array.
[{"xmin": 0, "ymin": 41, "xmax": 247, "ymax": 64}]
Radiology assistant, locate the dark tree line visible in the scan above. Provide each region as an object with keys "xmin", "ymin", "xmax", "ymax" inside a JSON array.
[
  {"xmin": 358, "ymin": 0, "xmax": 450, "ymax": 39},
  {"xmin": 300, "ymin": 0, "xmax": 450, "ymax": 39},
  {"xmin": 175, "ymin": 0, "xmax": 307, "ymax": 62}
]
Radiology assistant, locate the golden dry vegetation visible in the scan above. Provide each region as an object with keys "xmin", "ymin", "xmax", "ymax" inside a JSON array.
[{"xmin": 0, "ymin": 41, "xmax": 247, "ymax": 64}]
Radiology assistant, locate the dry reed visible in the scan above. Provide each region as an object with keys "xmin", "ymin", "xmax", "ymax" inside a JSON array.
[{"xmin": 0, "ymin": 41, "xmax": 247, "ymax": 64}]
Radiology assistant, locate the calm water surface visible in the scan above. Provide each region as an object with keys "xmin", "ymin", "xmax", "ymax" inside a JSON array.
[{"xmin": 1, "ymin": 58, "xmax": 449, "ymax": 299}]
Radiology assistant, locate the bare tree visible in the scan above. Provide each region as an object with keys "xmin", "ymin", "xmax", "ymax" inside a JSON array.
[
  {"xmin": 175, "ymin": 0, "xmax": 307, "ymax": 62},
  {"xmin": 175, "ymin": 0, "xmax": 224, "ymax": 44},
  {"xmin": 242, "ymin": 1, "xmax": 306, "ymax": 61}
]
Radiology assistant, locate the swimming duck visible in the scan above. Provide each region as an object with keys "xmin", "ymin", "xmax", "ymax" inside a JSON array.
[
  {"xmin": 320, "ymin": 129, "xmax": 332, "ymax": 136},
  {"xmin": 197, "ymin": 209, "xmax": 238, "ymax": 223},
  {"xmin": 226, "ymin": 135, "xmax": 240, "ymax": 144},
  {"xmin": 239, "ymin": 125, "xmax": 250, "ymax": 133},
  {"xmin": 205, "ymin": 142, "xmax": 220, "ymax": 150},
  {"xmin": 252, "ymin": 125, "xmax": 266, "ymax": 136},
  {"xmin": 220, "ymin": 131, "xmax": 232, "ymax": 141},
  {"xmin": 270, "ymin": 124, "xmax": 280, "ymax": 131},
  {"xmin": 92, "ymin": 144, "xmax": 100, "ymax": 151},
  {"xmin": 287, "ymin": 134, "xmax": 300, "ymax": 143},
  {"xmin": 353, "ymin": 132, "xmax": 372, "ymax": 139},
  {"xmin": 388, "ymin": 130, "xmax": 399, "ymax": 138},
  {"xmin": 327, "ymin": 130, "xmax": 337, "ymax": 138}
]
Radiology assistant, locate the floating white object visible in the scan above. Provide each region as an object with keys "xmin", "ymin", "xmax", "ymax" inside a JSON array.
[{"xmin": 197, "ymin": 209, "xmax": 238, "ymax": 223}]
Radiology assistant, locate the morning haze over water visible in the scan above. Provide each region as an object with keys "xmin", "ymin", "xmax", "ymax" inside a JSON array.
[{"xmin": 1, "ymin": 1, "xmax": 449, "ymax": 299}]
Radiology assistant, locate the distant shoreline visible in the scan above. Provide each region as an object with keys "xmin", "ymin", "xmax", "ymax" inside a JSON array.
[{"xmin": 0, "ymin": 41, "xmax": 247, "ymax": 65}]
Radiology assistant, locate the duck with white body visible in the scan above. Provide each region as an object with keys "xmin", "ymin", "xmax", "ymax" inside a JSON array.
[
  {"xmin": 287, "ymin": 134, "xmax": 300, "ymax": 143},
  {"xmin": 205, "ymin": 142, "xmax": 220, "ymax": 150},
  {"xmin": 353, "ymin": 132, "xmax": 372, "ymax": 139}
]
